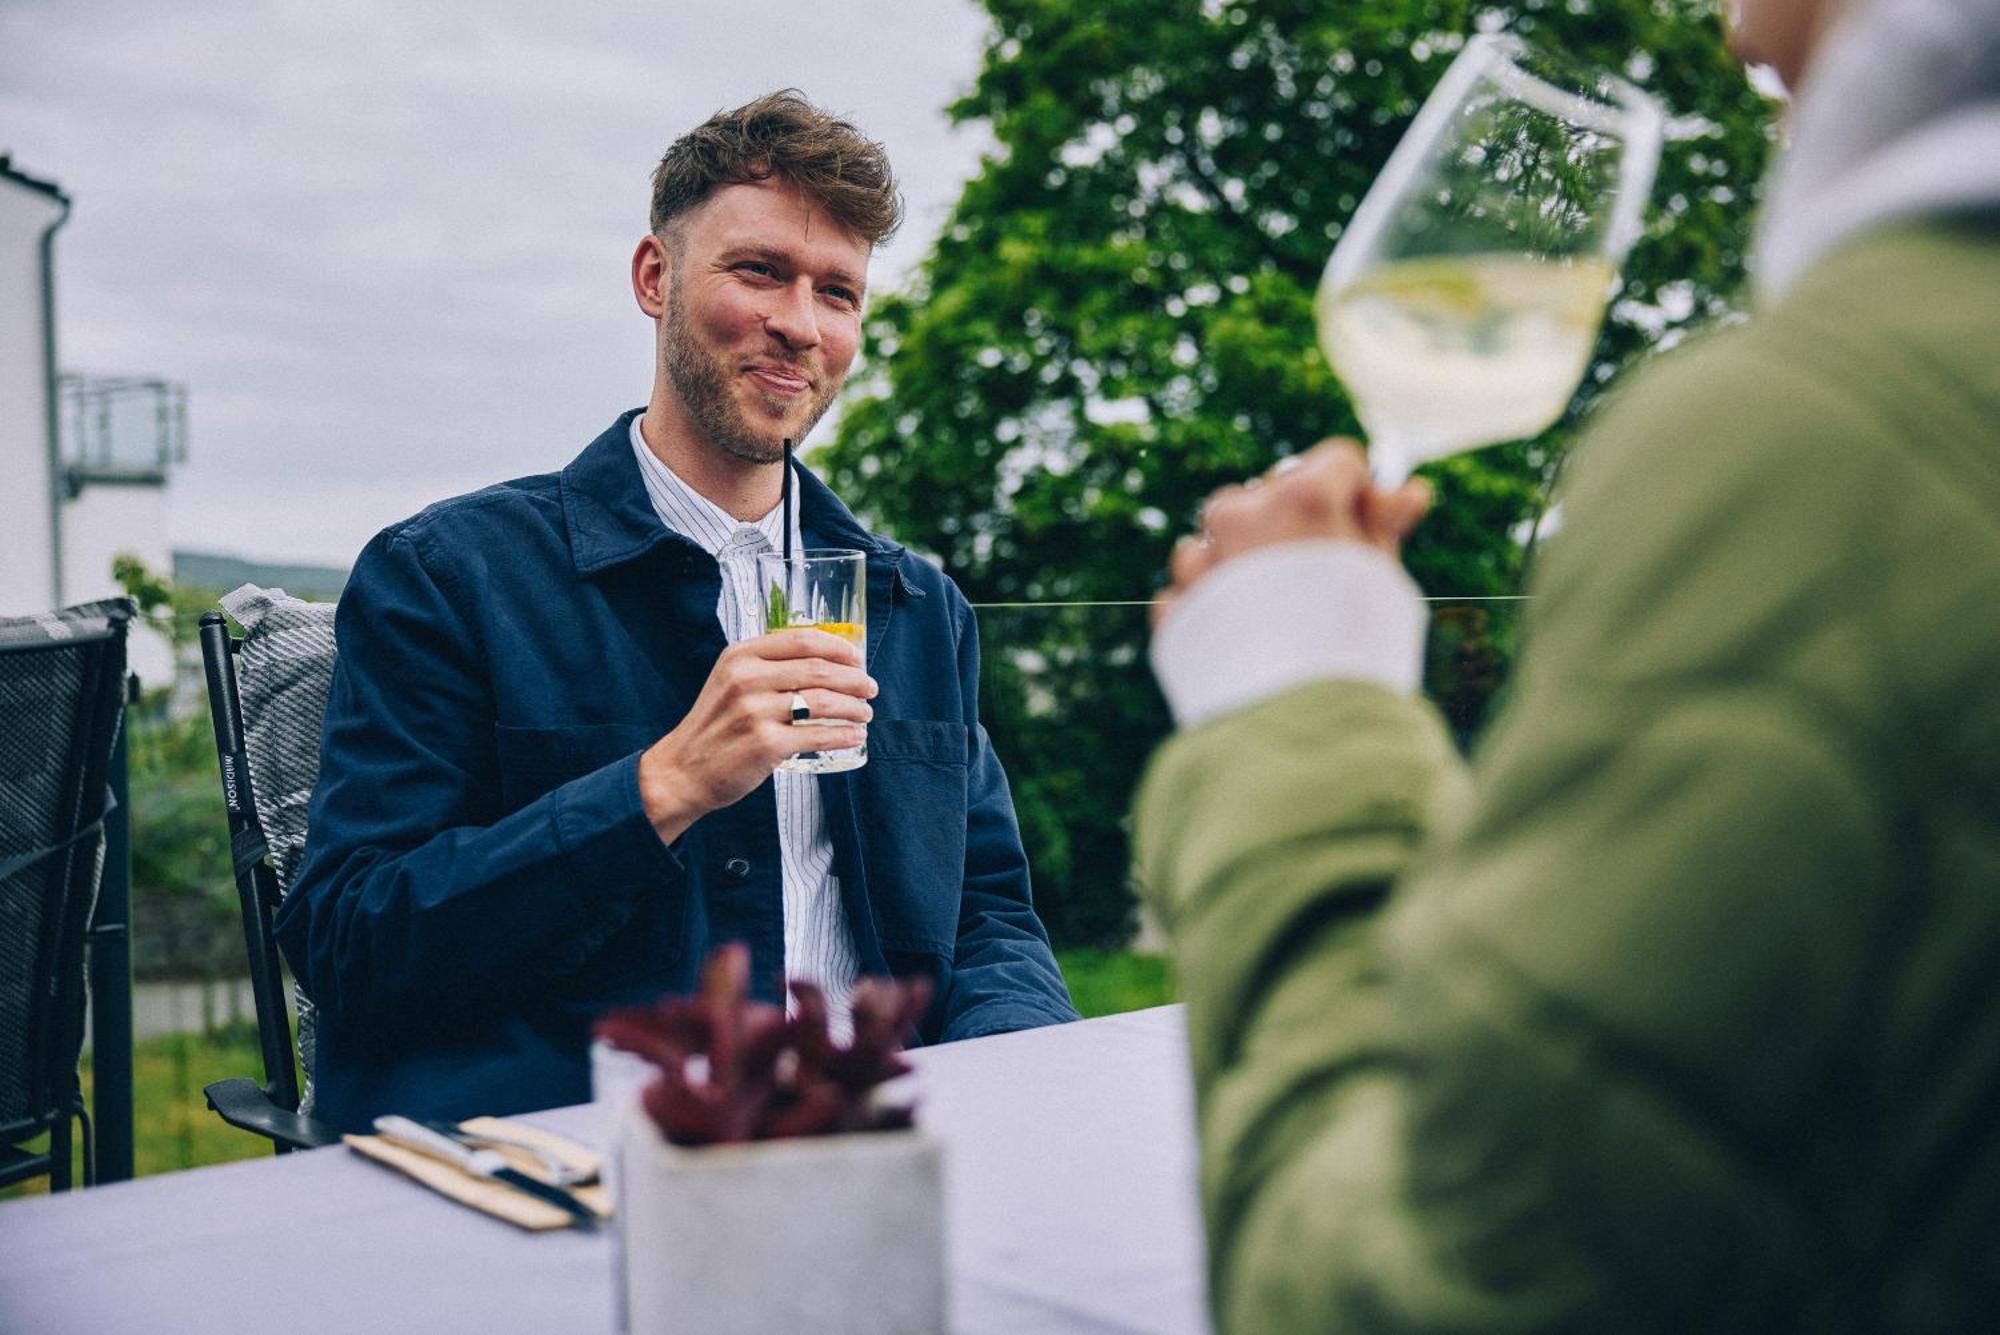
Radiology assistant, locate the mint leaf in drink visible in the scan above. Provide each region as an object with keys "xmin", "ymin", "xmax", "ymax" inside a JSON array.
[{"xmin": 766, "ymin": 580, "xmax": 790, "ymax": 632}]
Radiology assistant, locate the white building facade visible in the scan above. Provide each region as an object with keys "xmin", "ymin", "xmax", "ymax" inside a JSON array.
[
  {"xmin": 2, "ymin": 158, "xmax": 181, "ymax": 687},
  {"xmin": 1, "ymin": 157, "xmax": 67, "ymax": 616}
]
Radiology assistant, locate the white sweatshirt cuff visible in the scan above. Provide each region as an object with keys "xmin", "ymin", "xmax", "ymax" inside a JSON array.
[{"xmin": 1150, "ymin": 541, "xmax": 1428, "ymax": 729}]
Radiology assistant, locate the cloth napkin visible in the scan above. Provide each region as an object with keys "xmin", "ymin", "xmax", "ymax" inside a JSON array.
[{"xmin": 345, "ymin": 1116, "xmax": 612, "ymax": 1231}]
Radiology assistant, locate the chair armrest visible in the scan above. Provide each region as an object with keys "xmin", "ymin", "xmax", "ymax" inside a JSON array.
[{"xmin": 203, "ymin": 1077, "xmax": 343, "ymax": 1150}]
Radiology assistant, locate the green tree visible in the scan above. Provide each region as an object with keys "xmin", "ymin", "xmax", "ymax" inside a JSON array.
[
  {"xmin": 822, "ymin": 0, "xmax": 1774, "ymax": 945},
  {"xmin": 114, "ymin": 555, "xmax": 240, "ymax": 982}
]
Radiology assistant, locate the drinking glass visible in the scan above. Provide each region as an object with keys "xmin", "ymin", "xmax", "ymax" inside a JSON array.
[
  {"xmin": 1316, "ymin": 33, "xmax": 1665, "ymax": 486},
  {"xmin": 756, "ymin": 548, "xmax": 867, "ymax": 774}
]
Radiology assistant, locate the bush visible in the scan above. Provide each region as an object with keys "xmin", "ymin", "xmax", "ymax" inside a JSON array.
[{"xmin": 127, "ymin": 706, "xmax": 240, "ymax": 979}]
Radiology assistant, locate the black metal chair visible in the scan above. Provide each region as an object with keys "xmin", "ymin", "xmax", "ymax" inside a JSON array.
[
  {"xmin": 198, "ymin": 602, "xmax": 339, "ymax": 1151},
  {"xmin": 0, "ymin": 603, "xmax": 130, "ymax": 1190}
]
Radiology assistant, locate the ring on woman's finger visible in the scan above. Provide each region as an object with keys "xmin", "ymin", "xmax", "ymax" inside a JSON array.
[{"xmin": 790, "ymin": 692, "xmax": 811, "ymax": 724}]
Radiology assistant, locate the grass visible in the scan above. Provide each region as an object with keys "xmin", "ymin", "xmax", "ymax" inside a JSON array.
[
  {"xmin": 1058, "ymin": 947, "xmax": 1175, "ymax": 1019},
  {"xmin": 1, "ymin": 949, "xmax": 1175, "ymax": 1200},
  {"xmin": 2, "ymin": 1020, "xmax": 275, "ymax": 1202}
]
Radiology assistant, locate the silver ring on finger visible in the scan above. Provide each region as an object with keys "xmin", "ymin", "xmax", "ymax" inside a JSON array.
[{"xmin": 790, "ymin": 691, "xmax": 811, "ymax": 724}]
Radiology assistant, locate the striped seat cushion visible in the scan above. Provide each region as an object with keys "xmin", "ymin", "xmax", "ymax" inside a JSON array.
[{"xmin": 218, "ymin": 585, "xmax": 337, "ymax": 1113}]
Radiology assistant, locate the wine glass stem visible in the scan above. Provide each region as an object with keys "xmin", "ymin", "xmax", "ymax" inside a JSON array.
[{"xmin": 1368, "ymin": 437, "xmax": 1414, "ymax": 489}]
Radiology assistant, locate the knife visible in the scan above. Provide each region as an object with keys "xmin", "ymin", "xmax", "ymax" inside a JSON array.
[
  {"xmin": 417, "ymin": 1118, "xmax": 597, "ymax": 1187},
  {"xmin": 373, "ymin": 1115, "xmax": 598, "ymax": 1229}
]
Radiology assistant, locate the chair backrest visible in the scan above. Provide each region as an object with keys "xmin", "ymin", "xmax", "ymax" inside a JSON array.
[
  {"xmin": 0, "ymin": 603, "xmax": 129, "ymax": 1154},
  {"xmin": 200, "ymin": 586, "xmax": 338, "ymax": 1115}
]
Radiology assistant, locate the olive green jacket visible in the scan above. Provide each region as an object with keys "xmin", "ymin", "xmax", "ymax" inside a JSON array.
[{"xmin": 1135, "ymin": 223, "xmax": 2000, "ymax": 1333}]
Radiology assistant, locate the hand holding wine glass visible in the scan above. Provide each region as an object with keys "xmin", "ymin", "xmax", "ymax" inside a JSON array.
[{"xmin": 1154, "ymin": 441, "xmax": 1431, "ymax": 630}]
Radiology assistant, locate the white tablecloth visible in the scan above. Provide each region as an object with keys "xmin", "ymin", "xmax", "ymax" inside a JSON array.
[{"xmin": 0, "ymin": 1005, "xmax": 1209, "ymax": 1334}]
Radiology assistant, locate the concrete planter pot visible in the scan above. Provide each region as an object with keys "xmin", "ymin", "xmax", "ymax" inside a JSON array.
[{"xmin": 612, "ymin": 1103, "xmax": 945, "ymax": 1335}]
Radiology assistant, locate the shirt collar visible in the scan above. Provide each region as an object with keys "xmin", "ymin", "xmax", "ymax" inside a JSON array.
[
  {"xmin": 627, "ymin": 413, "xmax": 798, "ymax": 560},
  {"xmin": 558, "ymin": 409, "xmax": 905, "ymax": 579}
]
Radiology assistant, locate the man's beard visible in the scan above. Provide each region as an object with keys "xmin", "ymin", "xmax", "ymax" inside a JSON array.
[{"xmin": 663, "ymin": 272, "xmax": 841, "ymax": 465}]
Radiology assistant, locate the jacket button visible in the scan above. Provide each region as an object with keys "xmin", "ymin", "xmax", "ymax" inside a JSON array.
[{"xmin": 723, "ymin": 857, "xmax": 751, "ymax": 880}]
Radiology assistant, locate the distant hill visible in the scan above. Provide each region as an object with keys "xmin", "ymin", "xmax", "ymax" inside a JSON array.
[{"xmin": 174, "ymin": 550, "xmax": 349, "ymax": 601}]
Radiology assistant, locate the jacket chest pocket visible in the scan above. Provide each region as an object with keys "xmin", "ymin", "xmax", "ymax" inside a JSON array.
[
  {"xmin": 493, "ymin": 722, "xmax": 659, "ymax": 811},
  {"xmin": 855, "ymin": 719, "xmax": 970, "ymax": 952}
]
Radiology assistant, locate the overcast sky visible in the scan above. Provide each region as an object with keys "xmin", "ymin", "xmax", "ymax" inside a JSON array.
[{"xmin": 1, "ymin": 0, "xmax": 994, "ymax": 566}]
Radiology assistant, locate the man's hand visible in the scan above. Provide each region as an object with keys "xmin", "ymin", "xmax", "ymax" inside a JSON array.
[
  {"xmin": 1152, "ymin": 439, "xmax": 1431, "ymax": 629},
  {"xmin": 638, "ymin": 628, "xmax": 876, "ymax": 845}
]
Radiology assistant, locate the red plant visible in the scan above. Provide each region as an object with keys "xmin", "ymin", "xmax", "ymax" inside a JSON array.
[{"xmin": 594, "ymin": 944, "xmax": 933, "ymax": 1147}]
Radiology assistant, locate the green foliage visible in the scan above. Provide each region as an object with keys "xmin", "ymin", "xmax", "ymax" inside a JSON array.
[
  {"xmin": 823, "ymin": 0, "xmax": 1775, "ymax": 945},
  {"xmin": 127, "ymin": 711, "xmax": 239, "ymax": 979},
  {"xmin": 1424, "ymin": 599, "xmax": 1524, "ymax": 747},
  {"xmin": 972, "ymin": 603, "xmax": 1160, "ymax": 945},
  {"xmin": 111, "ymin": 555, "xmax": 241, "ymax": 977},
  {"xmin": 111, "ymin": 552, "xmax": 174, "ymax": 626},
  {"xmin": 112, "ymin": 551, "xmax": 213, "ymax": 658},
  {"xmin": 0, "ymin": 1022, "xmax": 272, "ymax": 1199},
  {"xmin": 1057, "ymin": 947, "xmax": 1175, "ymax": 1018}
]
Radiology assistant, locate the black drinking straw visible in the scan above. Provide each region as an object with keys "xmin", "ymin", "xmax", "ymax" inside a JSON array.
[{"xmin": 782, "ymin": 438, "xmax": 794, "ymax": 563}]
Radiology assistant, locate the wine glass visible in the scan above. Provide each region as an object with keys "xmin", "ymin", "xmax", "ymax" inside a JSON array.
[{"xmin": 1316, "ymin": 33, "xmax": 1665, "ymax": 487}]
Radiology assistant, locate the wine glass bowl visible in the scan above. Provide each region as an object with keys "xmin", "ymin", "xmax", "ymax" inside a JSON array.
[{"xmin": 1316, "ymin": 34, "xmax": 1665, "ymax": 486}]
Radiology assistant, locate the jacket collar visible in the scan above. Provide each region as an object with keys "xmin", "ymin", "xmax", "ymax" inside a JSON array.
[{"xmin": 560, "ymin": 409, "xmax": 907, "ymax": 578}]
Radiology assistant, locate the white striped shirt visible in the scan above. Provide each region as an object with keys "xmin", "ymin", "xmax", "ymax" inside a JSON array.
[{"xmin": 629, "ymin": 416, "xmax": 860, "ymax": 1035}]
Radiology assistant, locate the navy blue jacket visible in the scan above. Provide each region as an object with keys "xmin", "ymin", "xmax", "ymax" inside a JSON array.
[{"xmin": 278, "ymin": 412, "xmax": 1076, "ymax": 1131}]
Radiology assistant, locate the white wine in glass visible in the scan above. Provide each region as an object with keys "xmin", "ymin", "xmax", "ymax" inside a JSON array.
[{"xmin": 1316, "ymin": 34, "xmax": 1664, "ymax": 486}]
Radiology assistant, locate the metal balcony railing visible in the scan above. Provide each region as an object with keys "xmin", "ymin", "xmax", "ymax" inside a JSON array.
[{"xmin": 58, "ymin": 374, "xmax": 188, "ymax": 492}]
